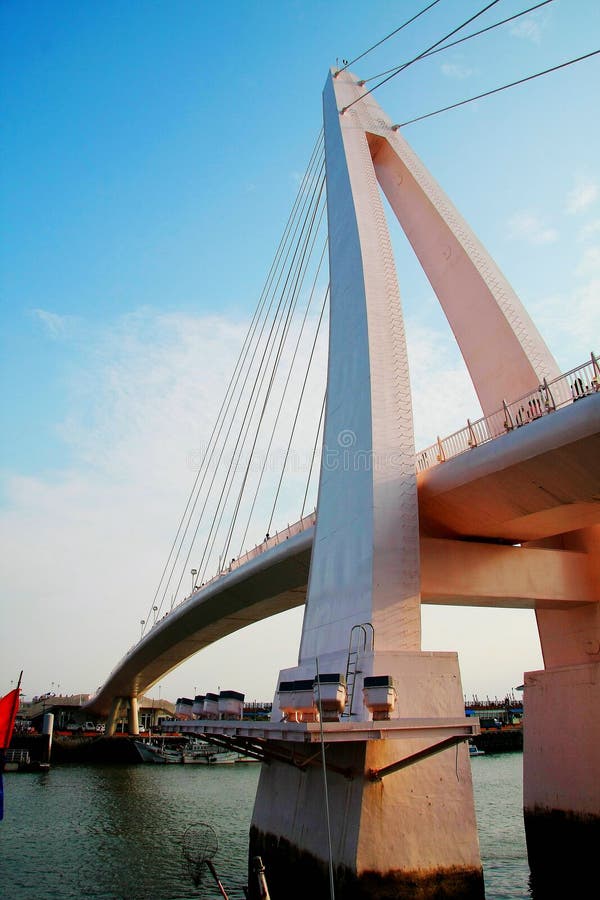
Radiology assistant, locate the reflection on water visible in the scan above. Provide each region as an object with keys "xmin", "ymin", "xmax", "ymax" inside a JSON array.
[
  {"xmin": 1, "ymin": 754, "xmax": 533, "ymax": 899},
  {"xmin": 1, "ymin": 764, "xmax": 258, "ymax": 899},
  {"xmin": 471, "ymin": 753, "xmax": 531, "ymax": 899}
]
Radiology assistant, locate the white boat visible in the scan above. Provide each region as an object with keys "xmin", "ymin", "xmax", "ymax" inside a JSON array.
[
  {"xmin": 181, "ymin": 738, "xmax": 237, "ymax": 765},
  {"xmin": 468, "ymin": 741, "xmax": 485, "ymax": 757},
  {"xmin": 133, "ymin": 740, "xmax": 182, "ymax": 764}
]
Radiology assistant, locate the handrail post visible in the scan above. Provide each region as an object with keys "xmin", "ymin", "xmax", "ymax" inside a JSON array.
[
  {"xmin": 502, "ymin": 400, "xmax": 514, "ymax": 431},
  {"xmin": 467, "ymin": 419, "xmax": 477, "ymax": 448},
  {"xmin": 591, "ymin": 351, "xmax": 600, "ymax": 390},
  {"xmin": 542, "ymin": 378, "xmax": 556, "ymax": 411}
]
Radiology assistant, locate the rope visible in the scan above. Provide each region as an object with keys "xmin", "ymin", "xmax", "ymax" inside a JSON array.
[
  {"xmin": 363, "ymin": 0, "xmax": 556, "ymax": 81},
  {"xmin": 315, "ymin": 656, "xmax": 336, "ymax": 900},
  {"xmin": 301, "ymin": 390, "xmax": 326, "ymax": 520},
  {"xmin": 341, "ymin": 0, "xmax": 503, "ymax": 113},
  {"xmin": 336, "ymin": 0, "xmax": 444, "ymax": 73},
  {"xmin": 395, "ymin": 49, "xmax": 600, "ymax": 128},
  {"xmin": 267, "ymin": 286, "xmax": 329, "ymax": 535},
  {"xmin": 148, "ymin": 134, "xmax": 324, "ymax": 619},
  {"xmin": 218, "ymin": 189, "xmax": 327, "ymax": 567},
  {"xmin": 161, "ymin": 141, "xmax": 322, "ymax": 609},
  {"xmin": 146, "ymin": 132, "xmax": 325, "ymax": 626},
  {"xmin": 235, "ymin": 239, "xmax": 329, "ymax": 558},
  {"xmin": 194, "ymin": 159, "xmax": 326, "ymax": 585}
]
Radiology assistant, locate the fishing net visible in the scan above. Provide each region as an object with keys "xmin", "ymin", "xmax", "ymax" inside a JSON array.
[{"xmin": 182, "ymin": 822, "xmax": 219, "ymax": 887}]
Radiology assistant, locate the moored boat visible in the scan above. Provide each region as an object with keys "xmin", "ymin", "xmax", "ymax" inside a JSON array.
[
  {"xmin": 181, "ymin": 738, "xmax": 237, "ymax": 764},
  {"xmin": 133, "ymin": 740, "xmax": 182, "ymax": 764}
]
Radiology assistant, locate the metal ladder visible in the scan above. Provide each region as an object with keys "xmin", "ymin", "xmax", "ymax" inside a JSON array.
[{"xmin": 342, "ymin": 622, "xmax": 374, "ymax": 718}]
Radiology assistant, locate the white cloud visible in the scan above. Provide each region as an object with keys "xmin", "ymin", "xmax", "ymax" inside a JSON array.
[
  {"xmin": 529, "ymin": 277, "xmax": 600, "ymax": 354},
  {"xmin": 576, "ymin": 246, "xmax": 600, "ymax": 278},
  {"xmin": 30, "ymin": 308, "xmax": 76, "ymax": 339},
  {"xmin": 566, "ymin": 177, "xmax": 599, "ymax": 214},
  {"xmin": 507, "ymin": 210, "xmax": 558, "ymax": 245},
  {"xmin": 405, "ymin": 316, "xmax": 481, "ymax": 448},
  {"xmin": 510, "ymin": 18, "xmax": 543, "ymax": 44},
  {"xmin": 0, "ymin": 306, "xmax": 328, "ymax": 702},
  {"xmin": 577, "ymin": 219, "xmax": 600, "ymax": 242},
  {"xmin": 440, "ymin": 62, "xmax": 473, "ymax": 80}
]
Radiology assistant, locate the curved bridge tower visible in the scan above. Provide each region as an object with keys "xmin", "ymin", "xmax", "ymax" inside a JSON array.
[{"xmin": 249, "ymin": 70, "xmax": 598, "ymax": 898}]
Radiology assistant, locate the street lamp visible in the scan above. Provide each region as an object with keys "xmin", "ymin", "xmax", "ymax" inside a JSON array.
[
  {"xmin": 140, "ymin": 619, "xmax": 145, "ymax": 639},
  {"xmin": 191, "ymin": 568, "xmax": 197, "ymax": 591},
  {"xmin": 153, "ymin": 605, "xmax": 158, "ymax": 624}
]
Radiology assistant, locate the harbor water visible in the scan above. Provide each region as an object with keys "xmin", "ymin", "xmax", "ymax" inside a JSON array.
[{"xmin": 1, "ymin": 753, "xmax": 531, "ymax": 899}]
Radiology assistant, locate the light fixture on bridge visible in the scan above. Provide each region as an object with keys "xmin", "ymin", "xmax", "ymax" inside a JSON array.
[
  {"xmin": 191, "ymin": 568, "xmax": 197, "ymax": 591},
  {"xmin": 140, "ymin": 619, "xmax": 145, "ymax": 639}
]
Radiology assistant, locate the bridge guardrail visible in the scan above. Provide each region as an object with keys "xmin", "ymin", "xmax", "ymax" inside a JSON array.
[
  {"xmin": 416, "ymin": 352, "xmax": 598, "ymax": 473},
  {"xmin": 216, "ymin": 511, "xmax": 317, "ymax": 578}
]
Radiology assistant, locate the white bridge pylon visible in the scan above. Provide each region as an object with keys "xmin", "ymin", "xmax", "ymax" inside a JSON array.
[{"xmin": 299, "ymin": 69, "xmax": 559, "ymax": 664}]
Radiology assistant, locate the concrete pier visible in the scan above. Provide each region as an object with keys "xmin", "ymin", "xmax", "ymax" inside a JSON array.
[
  {"xmin": 249, "ymin": 737, "xmax": 482, "ymax": 900},
  {"xmin": 247, "ymin": 651, "xmax": 483, "ymax": 899}
]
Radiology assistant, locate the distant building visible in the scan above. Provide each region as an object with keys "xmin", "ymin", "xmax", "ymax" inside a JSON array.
[{"xmin": 18, "ymin": 693, "xmax": 175, "ymax": 733}]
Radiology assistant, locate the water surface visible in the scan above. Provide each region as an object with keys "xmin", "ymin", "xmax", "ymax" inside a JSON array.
[{"xmin": 1, "ymin": 753, "xmax": 530, "ymax": 899}]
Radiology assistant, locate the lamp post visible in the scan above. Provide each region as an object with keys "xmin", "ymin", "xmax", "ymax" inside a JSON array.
[
  {"xmin": 153, "ymin": 605, "xmax": 158, "ymax": 624},
  {"xmin": 140, "ymin": 619, "xmax": 145, "ymax": 639},
  {"xmin": 191, "ymin": 569, "xmax": 197, "ymax": 591}
]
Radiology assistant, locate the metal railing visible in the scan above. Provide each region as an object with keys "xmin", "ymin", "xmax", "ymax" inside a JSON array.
[
  {"xmin": 416, "ymin": 352, "xmax": 598, "ymax": 473},
  {"xmin": 173, "ymin": 511, "xmax": 317, "ymax": 608},
  {"xmin": 212, "ymin": 510, "xmax": 317, "ymax": 579}
]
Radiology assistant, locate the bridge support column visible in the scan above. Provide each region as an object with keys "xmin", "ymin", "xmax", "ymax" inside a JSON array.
[
  {"xmin": 524, "ymin": 661, "xmax": 600, "ymax": 894},
  {"xmin": 128, "ymin": 696, "xmax": 140, "ymax": 736},
  {"xmin": 524, "ymin": 526, "xmax": 600, "ymax": 894},
  {"xmin": 105, "ymin": 697, "xmax": 123, "ymax": 737},
  {"xmin": 250, "ymin": 651, "xmax": 484, "ymax": 899}
]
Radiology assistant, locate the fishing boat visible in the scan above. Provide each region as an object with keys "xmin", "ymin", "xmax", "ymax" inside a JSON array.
[
  {"xmin": 181, "ymin": 738, "xmax": 237, "ymax": 765},
  {"xmin": 133, "ymin": 740, "xmax": 182, "ymax": 764}
]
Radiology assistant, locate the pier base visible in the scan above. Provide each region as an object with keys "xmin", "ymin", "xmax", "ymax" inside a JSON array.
[
  {"xmin": 524, "ymin": 662, "xmax": 600, "ymax": 894},
  {"xmin": 249, "ymin": 738, "xmax": 483, "ymax": 900},
  {"xmin": 249, "ymin": 652, "xmax": 483, "ymax": 900}
]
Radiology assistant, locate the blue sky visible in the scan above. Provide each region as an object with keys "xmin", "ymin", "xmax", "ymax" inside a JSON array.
[{"xmin": 1, "ymin": 0, "xmax": 599, "ymax": 704}]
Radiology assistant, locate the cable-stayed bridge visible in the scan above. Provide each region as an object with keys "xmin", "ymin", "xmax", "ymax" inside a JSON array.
[
  {"xmin": 89, "ymin": 356, "xmax": 599, "ymax": 717},
  {"xmin": 88, "ymin": 68, "xmax": 599, "ymax": 899}
]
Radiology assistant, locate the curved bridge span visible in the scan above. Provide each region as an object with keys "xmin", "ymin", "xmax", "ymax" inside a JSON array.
[{"xmin": 88, "ymin": 389, "xmax": 599, "ymax": 716}]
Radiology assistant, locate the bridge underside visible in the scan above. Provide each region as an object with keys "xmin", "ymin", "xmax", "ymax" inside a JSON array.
[{"xmin": 88, "ymin": 397, "xmax": 599, "ymax": 716}]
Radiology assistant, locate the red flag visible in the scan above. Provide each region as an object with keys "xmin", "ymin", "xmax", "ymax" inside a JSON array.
[{"xmin": 0, "ymin": 688, "xmax": 20, "ymax": 749}]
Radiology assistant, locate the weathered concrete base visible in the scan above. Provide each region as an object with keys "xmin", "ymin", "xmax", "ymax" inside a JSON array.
[
  {"xmin": 250, "ymin": 652, "xmax": 483, "ymax": 899},
  {"xmin": 524, "ymin": 662, "xmax": 600, "ymax": 894},
  {"xmin": 249, "ymin": 824, "xmax": 483, "ymax": 899},
  {"xmin": 525, "ymin": 809, "xmax": 600, "ymax": 896},
  {"xmin": 248, "ymin": 736, "xmax": 484, "ymax": 899}
]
